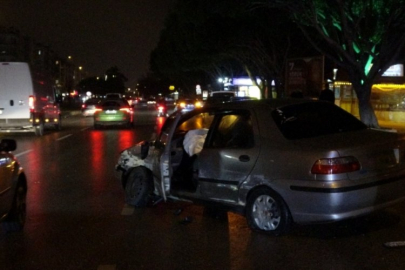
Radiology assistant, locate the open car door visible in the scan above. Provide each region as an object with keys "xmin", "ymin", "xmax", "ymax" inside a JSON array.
[{"xmin": 158, "ymin": 111, "xmax": 184, "ymax": 201}]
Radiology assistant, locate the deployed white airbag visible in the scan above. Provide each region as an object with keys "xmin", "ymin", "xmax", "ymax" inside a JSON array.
[{"xmin": 183, "ymin": 129, "xmax": 208, "ymax": 156}]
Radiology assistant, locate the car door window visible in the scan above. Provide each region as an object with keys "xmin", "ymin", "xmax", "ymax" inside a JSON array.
[
  {"xmin": 211, "ymin": 112, "xmax": 254, "ymax": 148},
  {"xmin": 176, "ymin": 112, "xmax": 214, "ymax": 132}
]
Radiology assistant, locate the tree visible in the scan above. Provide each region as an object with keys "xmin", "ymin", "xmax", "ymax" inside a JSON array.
[
  {"xmin": 267, "ymin": 0, "xmax": 405, "ymax": 127},
  {"xmin": 150, "ymin": 0, "xmax": 311, "ymax": 97},
  {"xmin": 103, "ymin": 66, "xmax": 128, "ymax": 94}
]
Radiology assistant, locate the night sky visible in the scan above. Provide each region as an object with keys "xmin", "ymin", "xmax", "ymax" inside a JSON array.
[{"xmin": 1, "ymin": 0, "xmax": 176, "ymax": 88}]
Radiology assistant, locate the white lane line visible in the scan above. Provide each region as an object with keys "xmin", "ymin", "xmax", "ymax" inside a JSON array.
[
  {"xmin": 97, "ymin": 265, "xmax": 116, "ymax": 270},
  {"xmin": 121, "ymin": 204, "xmax": 135, "ymax": 216},
  {"xmin": 56, "ymin": 134, "xmax": 73, "ymax": 141},
  {"xmin": 14, "ymin": 149, "xmax": 33, "ymax": 157}
]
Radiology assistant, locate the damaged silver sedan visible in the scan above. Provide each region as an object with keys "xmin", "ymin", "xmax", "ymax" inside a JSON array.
[{"xmin": 116, "ymin": 99, "xmax": 405, "ymax": 235}]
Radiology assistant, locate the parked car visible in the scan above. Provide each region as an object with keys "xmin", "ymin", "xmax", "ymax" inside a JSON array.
[
  {"xmin": 0, "ymin": 139, "xmax": 27, "ymax": 232},
  {"xmin": 116, "ymin": 99, "xmax": 405, "ymax": 235},
  {"xmin": 82, "ymin": 98, "xmax": 102, "ymax": 117},
  {"xmin": 175, "ymin": 98, "xmax": 203, "ymax": 113},
  {"xmin": 93, "ymin": 99, "xmax": 134, "ymax": 129}
]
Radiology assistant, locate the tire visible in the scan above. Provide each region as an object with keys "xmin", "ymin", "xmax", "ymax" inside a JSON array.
[
  {"xmin": 126, "ymin": 121, "xmax": 133, "ymax": 129},
  {"xmin": 34, "ymin": 122, "xmax": 44, "ymax": 136},
  {"xmin": 124, "ymin": 167, "xmax": 153, "ymax": 207},
  {"xmin": 2, "ymin": 182, "xmax": 27, "ymax": 233},
  {"xmin": 55, "ymin": 115, "xmax": 62, "ymax": 130},
  {"xmin": 246, "ymin": 187, "xmax": 291, "ymax": 235}
]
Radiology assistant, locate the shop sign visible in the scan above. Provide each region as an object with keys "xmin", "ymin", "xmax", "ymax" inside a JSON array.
[
  {"xmin": 286, "ymin": 56, "xmax": 324, "ymax": 98},
  {"xmin": 382, "ymin": 64, "xmax": 404, "ymax": 77}
]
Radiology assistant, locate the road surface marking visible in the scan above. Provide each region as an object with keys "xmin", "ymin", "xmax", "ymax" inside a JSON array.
[
  {"xmin": 121, "ymin": 204, "xmax": 135, "ymax": 215},
  {"xmin": 56, "ymin": 134, "xmax": 73, "ymax": 141},
  {"xmin": 14, "ymin": 149, "xmax": 33, "ymax": 157}
]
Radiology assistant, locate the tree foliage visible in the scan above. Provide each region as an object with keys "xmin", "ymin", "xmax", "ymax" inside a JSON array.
[
  {"xmin": 150, "ymin": 0, "xmax": 310, "ymax": 97},
  {"xmin": 267, "ymin": 0, "xmax": 405, "ymax": 126},
  {"xmin": 78, "ymin": 66, "xmax": 128, "ymax": 96}
]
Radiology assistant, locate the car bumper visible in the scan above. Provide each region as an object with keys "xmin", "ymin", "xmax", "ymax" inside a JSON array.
[
  {"xmin": 82, "ymin": 110, "xmax": 95, "ymax": 117},
  {"xmin": 281, "ymin": 175, "xmax": 405, "ymax": 224},
  {"xmin": 95, "ymin": 120, "xmax": 130, "ymax": 126}
]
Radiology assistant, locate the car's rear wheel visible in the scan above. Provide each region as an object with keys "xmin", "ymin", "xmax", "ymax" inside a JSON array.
[
  {"xmin": 126, "ymin": 121, "xmax": 133, "ymax": 129},
  {"xmin": 125, "ymin": 167, "xmax": 153, "ymax": 207},
  {"xmin": 2, "ymin": 182, "xmax": 27, "ymax": 233},
  {"xmin": 246, "ymin": 187, "xmax": 291, "ymax": 235}
]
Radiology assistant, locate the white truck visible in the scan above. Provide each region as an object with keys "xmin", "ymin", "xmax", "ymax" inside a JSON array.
[{"xmin": 0, "ymin": 62, "xmax": 61, "ymax": 136}]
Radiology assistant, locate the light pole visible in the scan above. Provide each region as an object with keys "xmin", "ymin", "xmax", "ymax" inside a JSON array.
[{"xmin": 218, "ymin": 77, "xmax": 227, "ymax": 90}]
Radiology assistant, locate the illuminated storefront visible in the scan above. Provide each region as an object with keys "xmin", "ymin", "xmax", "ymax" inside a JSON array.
[
  {"xmin": 332, "ymin": 64, "xmax": 405, "ymax": 122},
  {"xmin": 232, "ymin": 77, "xmax": 262, "ymax": 99}
]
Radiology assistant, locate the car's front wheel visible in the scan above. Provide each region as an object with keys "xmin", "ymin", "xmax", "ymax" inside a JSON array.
[
  {"xmin": 246, "ymin": 187, "xmax": 291, "ymax": 235},
  {"xmin": 124, "ymin": 167, "xmax": 153, "ymax": 207},
  {"xmin": 2, "ymin": 182, "xmax": 27, "ymax": 233}
]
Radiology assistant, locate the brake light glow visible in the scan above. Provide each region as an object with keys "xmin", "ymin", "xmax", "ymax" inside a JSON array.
[
  {"xmin": 29, "ymin": 95, "xmax": 35, "ymax": 111},
  {"xmin": 311, "ymin": 156, "xmax": 361, "ymax": 174},
  {"xmin": 119, "ymin": 107, "xmax": 131, "ymax": 113}
]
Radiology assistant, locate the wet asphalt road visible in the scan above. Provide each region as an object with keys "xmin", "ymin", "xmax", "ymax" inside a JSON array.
[{"xmin": 1, "ymin": 108, "xmax": 405, "ymax": 270}]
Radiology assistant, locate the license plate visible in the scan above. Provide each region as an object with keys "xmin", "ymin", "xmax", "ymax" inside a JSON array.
[{"xmin": 106, "ymin": 110, "xmax": 117, "ymax": 114}]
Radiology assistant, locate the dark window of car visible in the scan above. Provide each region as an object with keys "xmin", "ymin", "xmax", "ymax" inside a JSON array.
[
  {"xmin": 272, "ymin": 102, "xmax": 367, "ymax": 140},
  {"xmin": 157, "ymin": 112, "xmax": 214, "ymax": 146},
  {"xmin": 211, "ymin": 112, "xmax": 254, "ymax": 148},
  {"xmin": 102, "ymin": 100, "xmax": 127, "ymax": 108},
  {"xmin": 85, "ymin": 98, "xmax": 100, "ymax": 105}
]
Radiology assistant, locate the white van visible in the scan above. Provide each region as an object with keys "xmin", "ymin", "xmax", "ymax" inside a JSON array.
[{"xmin": 0, "ymin": 62, "xmax": 61, "ymax": 136}]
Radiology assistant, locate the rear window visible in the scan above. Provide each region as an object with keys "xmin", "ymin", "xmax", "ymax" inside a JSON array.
[
  {"xmin": 85, "ymin": 99, "xmax": 101, "ymax": 105},
  {"xmin": 102, "ymin": 100, "xmax": 127, "ymax": 107},
  {"xmin": 272, "ymin": 102, "xmax": 367, "ymax": 140}
]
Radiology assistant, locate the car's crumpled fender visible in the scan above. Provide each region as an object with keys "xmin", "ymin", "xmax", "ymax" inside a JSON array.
[{"xmin": 116, "ymin": 141, "xmax": 152, "ymax": 171}]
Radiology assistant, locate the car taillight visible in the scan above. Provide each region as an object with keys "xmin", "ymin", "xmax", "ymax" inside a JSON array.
[
  {"xmin": 311, "ymin": 156, "xmax": 361, "ymax": 174},
  {"xmin": 94, "ymin": 107, "xmax": 102, "ymax": 112},
  {"xmin": 120, "ymin": 107, "xmax": 131, "ymax": 113},
  {"xmin": 180, "ymin": 102, "xmax": 186, "ymax": 108},
  {"xmin": 29, "ymin": 95, "xmax": 35, "ymax": 111},
  {"xmin": 195, "ymin": 101, "xmax": 202, "ymax": 108},
  {"xmin": 158, "ymin": 105, "xmax": 164, "ymax": 110},
  {"xmin": 81, "ymin": 104, "xmax": 86, "ymax": 109}
]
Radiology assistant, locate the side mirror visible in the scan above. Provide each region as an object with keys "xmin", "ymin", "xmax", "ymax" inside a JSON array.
[{"xmin": 0, "ymin": 139, "xmax": 17, "ymax": 152}]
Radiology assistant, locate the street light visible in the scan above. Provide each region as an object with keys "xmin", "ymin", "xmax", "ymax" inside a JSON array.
[{"xmin": 218, "ymin": 77, "xmax": 229, "ymax": 90}]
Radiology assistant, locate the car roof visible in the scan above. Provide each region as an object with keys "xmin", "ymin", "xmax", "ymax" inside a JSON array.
[
  {"xmin": 101, "ymin": 99, "xmax": 128, "ymax": 105},
  {"xmin": 204, "ymin": 98, "xmax": 314, "ymax": 110}
]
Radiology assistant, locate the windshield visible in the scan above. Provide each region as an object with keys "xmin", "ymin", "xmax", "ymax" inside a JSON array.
[{"xmin": 272, "ymin": 102, "xmax": 367, "ymax": 140}]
